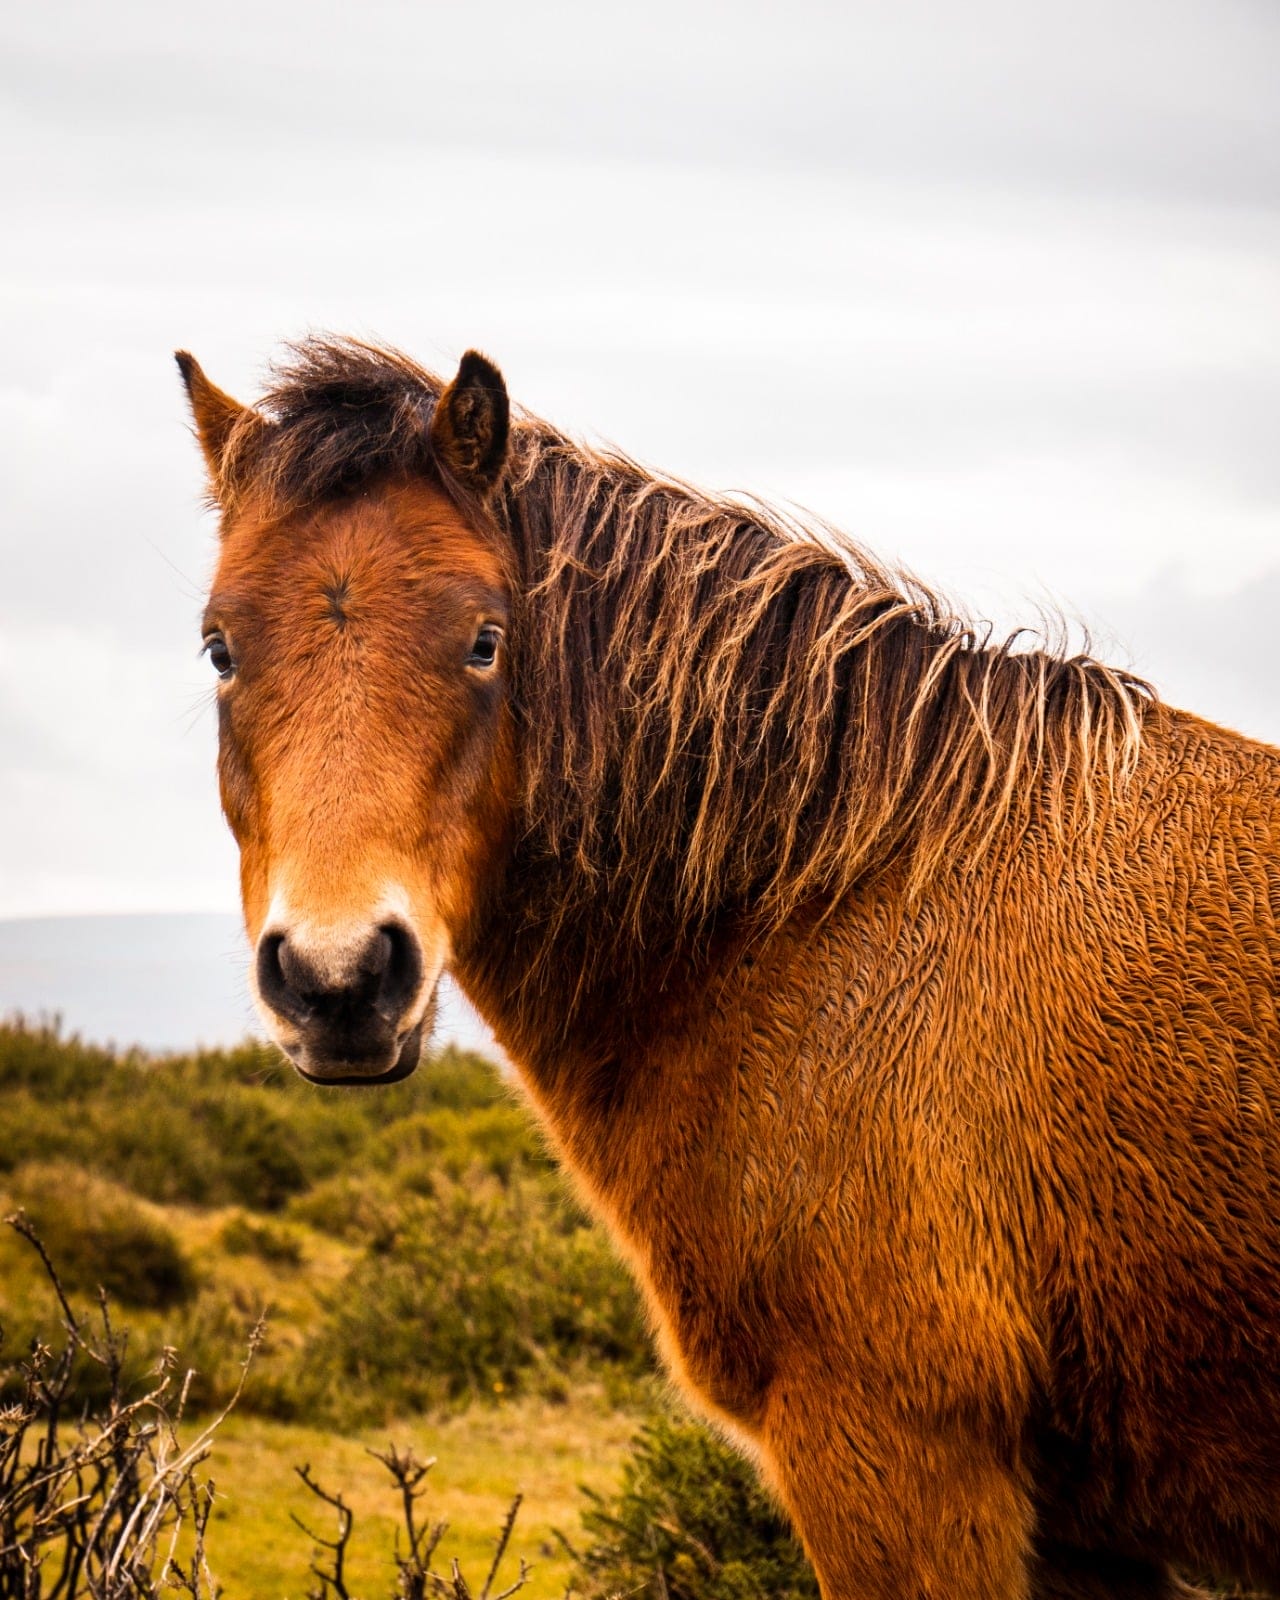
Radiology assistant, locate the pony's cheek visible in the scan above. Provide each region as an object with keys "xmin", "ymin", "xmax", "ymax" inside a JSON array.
[
  {"xmin": 428, "ymin": 715, "xmax": 519, "ymax": 940},
  {"xmin": 215, "ymin": 697, "xmax": 261, "ymax": 844},
  {"xmin": 236, "ymin": 845, "xmax": 273, "ymax": 950},
  {"xmin": 217, "ymin": 761, "xmax": 256, "ymax": 846}
]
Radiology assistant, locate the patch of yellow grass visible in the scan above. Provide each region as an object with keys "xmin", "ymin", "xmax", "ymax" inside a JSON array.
[{"xmin": 202, "ymin": 1393, "xmax": 638, "ymax": 1598}]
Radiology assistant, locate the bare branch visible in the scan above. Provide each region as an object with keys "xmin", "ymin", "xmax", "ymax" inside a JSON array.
[
  {"xmin": 293, "ymin": 1464, "xmax": 355, "ymax": 1600},
  {"xmin": 479, "ymin": 1494, "xmax": 524, "ymax": 1600}
]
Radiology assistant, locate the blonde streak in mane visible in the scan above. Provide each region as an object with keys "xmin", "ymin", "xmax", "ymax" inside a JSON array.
[
  {"xmin": 902, "ymin": 661, "xmax": 997, "ymax": 891},
  {"xmin": 968, "ymin": 657, "xmax": 1023, "ymax": 850},
  {"xmin": 711, "ymin": 559, "xmax": 819, "ymax": 899},
  {"xmin": 1030, "ymin": 653, "xmax": 1052, "ymax": 784},
  {"xmin": 842, "ymin": 594, "xmax": 935, "ymax": 840},
  {"xmin": 894, "ymin": 635, "xmax": 965, "ymax": 840},
  {"xmin": 973, "ymin": 659, "xmax": 1044, "ymax": 841},
  {"xmin": 676, "ymin": 598, "xmax": 766, "ymax": 914},
  {"xmin": 976, "ymin": 671, "xmax": 1039, "ymax": 862},
  {"xmin": 1049, "ymin": 665, "xmax": 1105, "ymax": 846},
  {"xmin": 645, "ymin": 532, "xmax": 744, "ymax": 812},
  {"xmin": 1103, "ymin": 658, "xmax": 1145, "ymax": 782},
  {"xmin": 1075, "ymin": 669, "xmax": 1102, "ymax": 831}
]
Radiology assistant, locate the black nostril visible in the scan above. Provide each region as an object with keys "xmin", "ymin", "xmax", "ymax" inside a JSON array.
[
  {"xmin": 374, "ymin": 921, "xmax": 422, "ymax": 1026},
  {"xmin": 359, "ymin": 928, "xmax": 393, "ymax": 983},
  {"xmin": 257, "ymin": 931, "xmax": 314, "ymax": 1028}
]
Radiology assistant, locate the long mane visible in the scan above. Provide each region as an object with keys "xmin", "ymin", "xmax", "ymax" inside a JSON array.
[{"xmin": 237, "ymin": 339, "xmax": 1151, "ymax": 963}]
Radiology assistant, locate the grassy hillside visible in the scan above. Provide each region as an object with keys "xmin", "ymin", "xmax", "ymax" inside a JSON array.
[
  {"xmin": 0, "ymin": 1019, "xmax": 651, "ymax": 1425},
  {"xmin": 0, "ymin": 1019, "xmax": 650, "ymax": 1595}
]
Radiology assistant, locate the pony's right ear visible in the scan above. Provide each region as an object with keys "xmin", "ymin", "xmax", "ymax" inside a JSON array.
[
  {"xmin": 175, "ymin": 351, "xmax": 260, "ymax": 500},
  {"xmin": 429, "ymin": 350, "xmax": 510, "ymax": 495}
]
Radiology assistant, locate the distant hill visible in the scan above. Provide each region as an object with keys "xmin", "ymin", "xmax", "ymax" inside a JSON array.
[{"xmin": 0, "ymin": 913, "xmax": 497, "ymax": 1058}]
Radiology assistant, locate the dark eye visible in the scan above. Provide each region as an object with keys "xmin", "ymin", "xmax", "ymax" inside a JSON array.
[
  {"xmin": 204, "ymin": 632, "xmax": 234, "ymax": 680},
  {"xmin": 466, "ymin": 623, "xmax": 502, "ymax": 670}
]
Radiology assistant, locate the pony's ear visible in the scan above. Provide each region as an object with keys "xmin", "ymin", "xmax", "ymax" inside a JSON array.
[
  {"xmin": 429, "ymin": 350, "xmax": 509, "ymax": 494},
  {"xmin": 175, "ymin": 351, "xmax": 260, "ymax": 497}
]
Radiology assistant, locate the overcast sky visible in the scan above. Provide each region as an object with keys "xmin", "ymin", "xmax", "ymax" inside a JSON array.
[{"xmin": 2, "ymin": 0, "xmax": 1277, "ymax": 918}]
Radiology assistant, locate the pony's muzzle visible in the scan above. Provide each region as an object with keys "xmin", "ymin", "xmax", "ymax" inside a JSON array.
[{"xmin": 255, "ymin": 920, "xmax": 426, "ymax": 1084}]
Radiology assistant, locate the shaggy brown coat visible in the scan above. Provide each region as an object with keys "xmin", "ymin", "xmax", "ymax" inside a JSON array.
[{"xmin": 183, "ymin": 338, "xmax": 1280, "ymax": 1600}]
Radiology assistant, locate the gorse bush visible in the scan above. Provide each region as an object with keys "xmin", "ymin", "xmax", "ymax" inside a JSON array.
[
  {"xmin": 0, "ymin": 1019, "xmax": 123, "ymax": 1097},
  {"xmin": 286, "ymin": 1169, "xmax": 402, "ymax": 1244},
  {"xmin": 371, "ymin": 1102, "xmax": 554, "ymax": 1188},
  {"xmin": 567, "ymin": 1412, "xmax": 819, "ymax": 1600},
  {"xmin": 4, "ymin": 1163, "xmax": 196, "ymax": 1310}
]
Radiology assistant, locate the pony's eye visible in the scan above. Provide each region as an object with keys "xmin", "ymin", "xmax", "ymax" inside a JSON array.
[
  {"xmin": 204, "ymin": 633, "xmax": 235, "ymax": 680},
  {"xmin": 466, "ymin": 624, "xmax": 503, "ymax": 670}
]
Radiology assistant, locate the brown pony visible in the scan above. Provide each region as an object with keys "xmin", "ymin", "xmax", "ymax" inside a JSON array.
[{"xmin": 179, "ymin": 338, "xmax": 1280, "ymax": 1600}]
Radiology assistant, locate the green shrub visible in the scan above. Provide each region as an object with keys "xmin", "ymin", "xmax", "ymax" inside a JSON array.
[
  {"xmin": 297, "ymin": 1177, "xmax": 651, "ymax": 1423},
  {"xmin": 0, "ymin": 1016, "xmax": 121, "ymax": 1098},
  {"xmin": 568, "ymin": 1412, "xmax": 819, "ymax": 1600},
  {"xmin": 410, "ymin": 1043, "xmax": 511, "ymax": 1111},
  {"xmin": 184, "ymin": 1089, "xmax": 312, "ymax": 1210},
  {"xmin": 372, "ymin": 1102, "xmax": 552, "ymax": 1189},
  {"xmin": 0, "ymin": 1088, "xmax": 74, "ymax": 1174},
  {"xmin": 0, "ymin": 1019, "xmax": 511, "ymax": 1216},
  {"xmin": 72, "ymin": 1089, "xmax": 227, "ymax": 1206},
  {"xmin": 5, "ymin": 1163, "xmax": 196, "ymax": 1310},
  {"xmin": 219, "ymin": 1211, "xmax": 305, "ymax": 1266},
  {"xmin": 286, "ymin": 1171, "xmax": 402, "ymax": 1244}
]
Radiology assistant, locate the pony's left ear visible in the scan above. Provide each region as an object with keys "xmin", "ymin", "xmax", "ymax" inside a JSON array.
[
  {"xmin": 429, "ymin": 350, "xmax": 509, "ymax": 495},
  {"xmin": 175, "ymin": 350, "xmax": 263, "ymax": 502}
]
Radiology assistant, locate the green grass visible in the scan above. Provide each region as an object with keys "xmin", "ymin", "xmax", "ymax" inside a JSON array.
[{"xmin": 203, "ymin": 1396, "xmax": 639, "ymax": 1598}]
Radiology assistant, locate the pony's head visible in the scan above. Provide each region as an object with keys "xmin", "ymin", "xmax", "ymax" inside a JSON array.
[{"xmin": 180, "ymin": 347, "xmax": 515, "ymax": 1084}]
